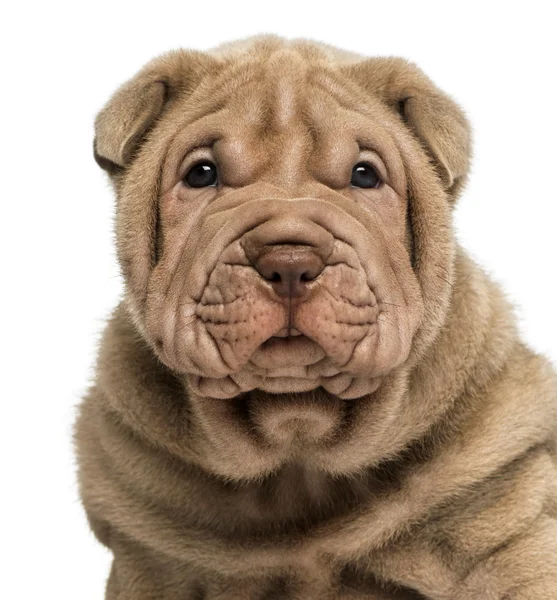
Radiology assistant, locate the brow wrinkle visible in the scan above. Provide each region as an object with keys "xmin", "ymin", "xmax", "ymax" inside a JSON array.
[{"xmin": 311, "ymin": 73, "xmax": 378, "ymax": 120}]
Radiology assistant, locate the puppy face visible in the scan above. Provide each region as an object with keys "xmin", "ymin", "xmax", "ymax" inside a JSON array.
[
  {"xmin": 151, "ymin": 64, "xmax": 423, "ymax": 400},
  {"xmin": 95, "ymin": 37, "xmax": 471, "ymax": 478}
]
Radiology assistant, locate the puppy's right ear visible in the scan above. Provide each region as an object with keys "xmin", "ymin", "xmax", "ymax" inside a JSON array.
[{"xmin": 94, "ymin": 51, "xmax": 219, "ymax": 175}]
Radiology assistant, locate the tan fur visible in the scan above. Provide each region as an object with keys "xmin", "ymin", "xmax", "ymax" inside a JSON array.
[{"xmin": 76, "ymin": 34, "xmax": 557, "ymax": 599}]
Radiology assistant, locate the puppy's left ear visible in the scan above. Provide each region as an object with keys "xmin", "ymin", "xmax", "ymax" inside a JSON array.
[{"xmin": 343, "ymin": 58, "xmax": 472, "ymax": 201}]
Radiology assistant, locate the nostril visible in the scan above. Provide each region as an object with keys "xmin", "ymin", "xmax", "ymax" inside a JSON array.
[{"xmin": 252, "ymin": 245, "xmax": 325, "ymax": 298}]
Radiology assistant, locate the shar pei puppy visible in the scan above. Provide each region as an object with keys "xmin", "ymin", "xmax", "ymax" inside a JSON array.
[{"xmin": 75, "ymin": 35, "xmax": 557, "ymax": 599}]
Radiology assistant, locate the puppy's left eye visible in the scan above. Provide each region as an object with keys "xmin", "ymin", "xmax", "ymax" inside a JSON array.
[{"xmin": 351, "ymin": 162, "xmax": 381, "ymax": 189}]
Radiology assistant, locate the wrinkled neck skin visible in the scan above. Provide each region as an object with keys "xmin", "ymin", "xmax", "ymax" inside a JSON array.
[{"xmin": 97, "ymin": 244, "xmax": 521, "ymax": 536}]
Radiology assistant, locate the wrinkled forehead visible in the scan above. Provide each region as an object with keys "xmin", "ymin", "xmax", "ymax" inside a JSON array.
[{"xmin": 158, "ymin": 49, "xmax": 405, "ymax": 189}]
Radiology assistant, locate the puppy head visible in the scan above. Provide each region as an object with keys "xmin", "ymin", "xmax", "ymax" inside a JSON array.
[{"xmin": 94, "ymin": 36, "xmax": 471, "ymax": 479}]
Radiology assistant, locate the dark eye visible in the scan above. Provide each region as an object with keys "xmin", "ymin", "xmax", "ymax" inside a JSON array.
[
  {"xmin": 184, "ymin": 161, "xmax": 218, "ymax": 188},
  {"xmin": 351, "ymin": 162, "xmax": 381, "ymax": 189}
]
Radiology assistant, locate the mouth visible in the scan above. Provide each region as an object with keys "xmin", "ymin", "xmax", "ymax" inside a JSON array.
[
  {"xmin": 269, "ymin": 327, "xmax": 303, "ymax": 337},
  {"xmin": 179, "ymin": 261, "xmax": 387, "ymax": 400},
  {"xmin": 250, "ymin": 334, "xmax": 327, "ymax": 372}
]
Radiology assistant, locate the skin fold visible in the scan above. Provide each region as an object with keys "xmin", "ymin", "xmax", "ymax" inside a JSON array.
[{"xmin": 75, "ymin": 35, "xmax": 557, "ymax": 599}]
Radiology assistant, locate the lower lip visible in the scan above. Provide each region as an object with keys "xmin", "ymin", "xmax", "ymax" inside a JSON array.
[{"xmin": 253, "ymin": 335, "xmax": 326, "ymax": 368}]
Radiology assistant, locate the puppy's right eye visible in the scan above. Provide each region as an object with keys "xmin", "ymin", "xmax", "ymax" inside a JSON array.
[{"xmin": 183, "ymin": 161, "xmax": 218, "ymax": 188}]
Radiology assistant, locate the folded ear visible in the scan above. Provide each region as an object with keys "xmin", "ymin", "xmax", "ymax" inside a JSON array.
[
  {"xmin": 94, "ymin": 50, "xmax": 219, "ymax": 175},
  {"xmin": 343, "ymin": 58, "xmax": 472, "ymax": 200}
]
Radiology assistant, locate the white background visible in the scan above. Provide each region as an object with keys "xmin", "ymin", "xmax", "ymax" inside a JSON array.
[{"xmin": 2, "ymin": 1, "xmax": 556, "ymax": 598}]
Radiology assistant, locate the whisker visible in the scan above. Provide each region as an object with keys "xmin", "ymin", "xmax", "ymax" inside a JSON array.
[
  {"xmin": 173, "ymin": 315, "xmax": 199, "ymax": 336},
  {"xmin": 436, "ymin": 274, "xmax": 454, "ymax": 289},
  {"xmin": 377, "ymin": 314, "xmax": 398, "ymax": 329}
]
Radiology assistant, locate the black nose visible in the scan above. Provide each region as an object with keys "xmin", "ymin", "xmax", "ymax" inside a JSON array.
[{"xmin": 254, "ymin": 246, "xmax": 325, "ymax": 298}]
